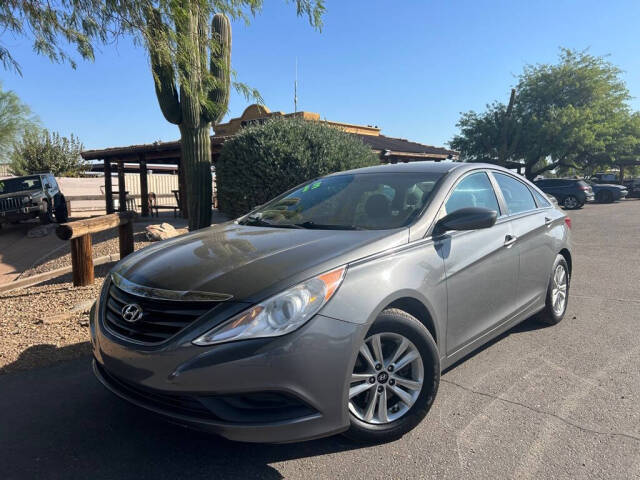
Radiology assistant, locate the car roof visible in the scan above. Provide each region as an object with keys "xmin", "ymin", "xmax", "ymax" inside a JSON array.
[{"xmin": 326, "ymin": 161, "xmax": 508, "ymax": 177}]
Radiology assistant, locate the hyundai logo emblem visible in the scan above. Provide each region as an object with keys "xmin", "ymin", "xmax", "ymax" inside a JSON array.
[{"xmin": 121, "ymin": 303, "xmax": 143, "ymax": 323}]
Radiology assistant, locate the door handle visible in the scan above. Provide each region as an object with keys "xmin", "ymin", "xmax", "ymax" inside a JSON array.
[
  {"xmin": 544, "ymin": 216, "xmax": 553, "ymax": 227},
  {"xmin": 504, "ymin": 234, "xmax": 517, "ymax": 247}
]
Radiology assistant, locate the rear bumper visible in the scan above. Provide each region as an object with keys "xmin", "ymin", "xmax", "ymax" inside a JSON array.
[{"xmin": 91, "ymin": 300, "xmax": 365, "ymax": 443}]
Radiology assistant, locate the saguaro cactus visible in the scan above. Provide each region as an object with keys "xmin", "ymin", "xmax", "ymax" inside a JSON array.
[{"xmin": 147, "ymin": 8, "xmax": 231, "ymax": 231}]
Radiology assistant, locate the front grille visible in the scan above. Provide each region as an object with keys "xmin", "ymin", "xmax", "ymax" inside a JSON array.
[
  {"xmin": 104, "ymin": 283, "xmax": 219, "ymax": 344},
  {"xmin": 0, "ymin": 197, "xmax": 22, "ymax": 211}
]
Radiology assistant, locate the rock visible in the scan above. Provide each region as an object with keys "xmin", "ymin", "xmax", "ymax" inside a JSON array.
[
  {"xmin": 71, "ymin": 299, "xmax": 95, "ymax": 314},
  {"xmin": 35, "ymin": 313, "xmax": 73, "ymax": 325},
  {"xmin": 145, "ymin": 223, "xmax": 179, "ymax": 241}
]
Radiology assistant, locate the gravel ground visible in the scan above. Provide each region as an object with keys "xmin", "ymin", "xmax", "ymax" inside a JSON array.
[{"xmin": 0, "ymin": 265, "xmax": 111, "ymax": 375}]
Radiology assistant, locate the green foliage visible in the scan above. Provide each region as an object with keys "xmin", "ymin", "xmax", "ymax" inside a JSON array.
[
  {"xmin": 0, "ymin": 0, "xmax": 108, "ymax": 75},
  {"xmin": 216, "ymin": 117, "xmax": 379, "ymax": 217},
  {"xmin": 10, "ymin": 129, "xmax": 86, "ymax": 177},
  {"xmin": 0, "ymin": 84, "xmax": 38, "ymax": 163},
  {"xmin": 450, "ymin": 49, "xmax": 639, "ymax": 179}
]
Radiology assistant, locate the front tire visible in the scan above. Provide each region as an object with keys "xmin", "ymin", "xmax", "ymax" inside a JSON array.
[
  {"xmin": 537, "ymin": 255, "xmax": 570, "ymax": 325},
  {"xmin": 344, "ymin": 308, "xmax": 440, "ymax": 443},
  {"xmin": 39, "ymin": 201, "xmax": 54, "ymax": 224}
]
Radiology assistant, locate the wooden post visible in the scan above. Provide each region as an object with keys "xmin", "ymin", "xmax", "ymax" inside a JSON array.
[
  {"xmin": 140, "ymin": 155, "xmax": 149, "ymax": 217},
  {"xmin": 117, "ymin": 159, "xmax": 126, "ymax": 213},
  {"xmin": 104, "ymin": 159, "xmax": 114, "ymax": 214},
  {"xmin": 178, "ymin": 160, "xmax": 188, "ymax": 219},
  {"xmin": 118, "ymin": 220, "xmax": 134, "ymax": 258},
  {"xmin": 70, "ymin": 234, "xmax": 94, "ymax": 286}
]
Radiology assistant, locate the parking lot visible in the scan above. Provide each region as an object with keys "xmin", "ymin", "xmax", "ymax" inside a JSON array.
[{"xmin": 0, "ymin": 200, "xmax": 638, "ymax": 480}]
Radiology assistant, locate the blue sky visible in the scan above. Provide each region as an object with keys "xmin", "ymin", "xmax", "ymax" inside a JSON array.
[{"xmin": 3, "ymin": 0, "xmax": 640, "ymax": 151}]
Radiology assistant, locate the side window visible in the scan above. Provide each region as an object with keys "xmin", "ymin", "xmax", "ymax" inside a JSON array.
[
  {"xmin": 493, "ymin": 173, "xmax": 537, "ymax": 214},
  {"xmin": 531, "ymin": 188, "xmax": 551, "ymax": 208},
  {"xmin": 444, "ymin": 172, "xmax": 500, "ymax": 215}
]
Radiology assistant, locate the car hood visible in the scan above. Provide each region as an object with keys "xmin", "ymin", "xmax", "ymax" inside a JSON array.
[
  {"xmin": 112, "ymin": 222, "xmax": 408, "ymax": 302},
  {"xmin": 0, "ymin": 189, "xmax": 42, "ymax": 199}
]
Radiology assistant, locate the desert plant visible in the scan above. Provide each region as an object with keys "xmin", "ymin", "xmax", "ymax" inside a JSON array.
[
  {"xmin": 216, "ymin": 117, "xmax": 379, "ymax": 217},
  {"xmin": 10, "ymin": 129, "xmax": 86, "ymax": 176}
]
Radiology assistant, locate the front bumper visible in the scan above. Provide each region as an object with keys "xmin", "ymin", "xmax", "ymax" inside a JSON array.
[
  {"xmin": 91, "ymin": 299, "xmax": 365, "ymax": 443},
  {"xmin": 0, "ymin": 205, "xmax": 42, "ymax": 221}
]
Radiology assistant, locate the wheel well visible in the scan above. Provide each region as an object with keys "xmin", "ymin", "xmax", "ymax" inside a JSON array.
[
  {"xmin": 559, "ymin": 248, "xmax": 572, "ymax": 274},
  {"xmin": 386, "ymin": 297, "xmax": 437, "ymax": 345}
]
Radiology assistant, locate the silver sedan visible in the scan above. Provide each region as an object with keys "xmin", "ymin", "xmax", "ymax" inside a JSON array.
[{"xmin": 91, "ymin": 162, "xmax": 572, "ymax": 443}]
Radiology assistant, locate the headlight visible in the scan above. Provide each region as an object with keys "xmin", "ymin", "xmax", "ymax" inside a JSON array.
[
  {"xmin": 22, "ymin": 196, "xmax": 31, "ymax": 204},
  {"xmin": 193, "ymin": 266, "xmax": 346, "ymax": 346}
]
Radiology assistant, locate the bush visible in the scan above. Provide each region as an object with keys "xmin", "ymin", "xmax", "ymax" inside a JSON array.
[
  {"xmin": 10, "ymin": 129, "xmax": 86, "ymax": 177},
  {"xmin": 217, "ymin": 117, "xmax": 379, "ymax": 217}
]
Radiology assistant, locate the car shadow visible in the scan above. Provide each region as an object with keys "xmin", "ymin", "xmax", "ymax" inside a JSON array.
[
  {"xmin": 0, "ymin": 351, "xmax": 365, "ymax": 480},
  {"xmin": 443, "ymin": 315, "xmax": 549, "ymax": 374}
]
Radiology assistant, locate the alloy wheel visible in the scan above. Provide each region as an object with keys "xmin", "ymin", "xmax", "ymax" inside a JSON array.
[
  {"xmin": 349, "ymin": 332, "xmax": 424, "ymax": 425},
  {"xmin": 563, "ymin": 196, "xmax": 578, "ymax": 209},
  {"xmin": 551, "ymin": 264, "xmax": 568, "ymax": 315}
]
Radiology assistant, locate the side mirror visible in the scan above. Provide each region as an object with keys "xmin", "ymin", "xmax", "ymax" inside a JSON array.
[{"xmin": 434, "ymin": 207, "xmax": 497, "ymax": 233}]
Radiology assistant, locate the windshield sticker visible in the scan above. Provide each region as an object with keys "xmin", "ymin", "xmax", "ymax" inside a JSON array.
[{"xmin": 311, "ymin": 181, "xmax": 322, "ymax": 190}]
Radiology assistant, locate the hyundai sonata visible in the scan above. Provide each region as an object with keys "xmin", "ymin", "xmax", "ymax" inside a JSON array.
[{"xmin": 91, "ymin": 162, "xmax": 571, "ymax": 443}]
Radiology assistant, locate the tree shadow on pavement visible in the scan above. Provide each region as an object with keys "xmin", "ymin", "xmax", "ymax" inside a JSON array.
[{"xmin": 0, "ymin": 355, "xmax": 364, "ymax": 480}]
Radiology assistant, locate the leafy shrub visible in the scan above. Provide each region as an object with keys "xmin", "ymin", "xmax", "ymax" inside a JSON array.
[
  {"xmin": 10, "ymin": 129, "xmax": 86, "ymax": 176},
  {"xmin": 216, "ymin": 117, "xmax": 379, "ymax": 217}
]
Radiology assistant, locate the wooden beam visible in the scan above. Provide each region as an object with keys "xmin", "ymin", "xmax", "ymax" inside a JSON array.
[
  {"xmin": 104, "ymin": 159, "xmax": 114, "ymax": 214},
  {"xmin": 139, "ymin": 155, "xmax": 149, "ymax": 217},
  {"xmin": 117, "ymin": 159, "xmax": 126, "ymax": 212},
  {"xmin": 56, "ymin": 211, "xmax": 135, "ymax": 241}
]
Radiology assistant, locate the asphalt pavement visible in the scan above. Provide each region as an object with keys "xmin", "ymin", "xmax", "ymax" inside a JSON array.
[{"xmin": 1, "ymin": 200, "xmax": 639, "ymax": 480}]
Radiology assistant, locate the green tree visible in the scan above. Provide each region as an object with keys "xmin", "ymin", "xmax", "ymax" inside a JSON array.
[
  {"xmin": 216, "ymin": 117, "xmax": 379, "ymax": 217},
  {"xmin": 0, "ymin": 1, "xmax": 108, "ymax": 75},
  {"xmin": 10, "ymin": 129, "xmax": 86, "ymax": 176},
  {"xmin": 450, "ymin": 49, "xmax": 638, "ymax": 179},
  {"xmin": 0, "ymin": 84, "xmax": 38, "ymax": 163}
]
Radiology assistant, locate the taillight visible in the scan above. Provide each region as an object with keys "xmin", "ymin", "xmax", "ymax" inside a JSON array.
[
  {"xmin": 564, "ymin": 217, "xmax": 572, "ymax": 229},
  {"xmin": 578, "ymin": 185, "xmax": 589, "ymax": 191}
]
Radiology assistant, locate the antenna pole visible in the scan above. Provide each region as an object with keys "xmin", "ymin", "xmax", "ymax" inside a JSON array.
[{"xmin": 294, "ymin": 58, "xmax": 298, "ymax": 113}]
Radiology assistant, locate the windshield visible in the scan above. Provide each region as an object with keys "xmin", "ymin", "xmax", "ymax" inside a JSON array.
[
  {"xmin": 0, "ymin": 176, "xmax": 42, "ymax": 194},
  {"xmin": 239, "ymin": 172, "xmax": 444, "ymax": 230}
]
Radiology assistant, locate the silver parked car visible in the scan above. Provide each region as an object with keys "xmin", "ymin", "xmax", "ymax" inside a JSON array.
[{"xmin": 91, "ymin": 162, "xmax": 572, "ymax": 443}]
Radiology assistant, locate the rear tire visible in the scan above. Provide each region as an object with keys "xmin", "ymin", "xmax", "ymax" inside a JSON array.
[
  {"xmin": 344, "ymin": 308, "xmax": 440, "ymax": 443},
  {"xmin": 537, "ymin": 255, "xmax": 570, "ymax": 325},
  {"xmin": 562, "ymin": 196, "xmax": 580, "ymax": 210},
  {"xmin": 54, "ymin": 195, "xmax": 69, "ymax": 223}
]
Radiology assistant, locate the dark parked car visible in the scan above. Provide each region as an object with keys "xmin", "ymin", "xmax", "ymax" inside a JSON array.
[
  {"xmin": 587, "ymin": 181, "xmax": 627, "ymax": 203},
  {"xmin": 590, "ymin": 172, "xmax": 640, "ymax": 198},
  {"xmin": 91, "ymin": 162, "xmax": 572, "ymax": 443},
  {"xmin": 533, "ymin": 178, "xmax": 594, "ymax": 209},
  {"xmin": 0, "ymin": 173, "xmax": 68, "ymax": 226}
]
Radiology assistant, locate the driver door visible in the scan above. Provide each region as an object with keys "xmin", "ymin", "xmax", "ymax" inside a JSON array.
[{"xmin": 437, "ymin": 171, "xmax": 519, "ymax": 356}]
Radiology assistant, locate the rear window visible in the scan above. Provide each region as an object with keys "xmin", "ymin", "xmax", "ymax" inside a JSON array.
[{"xmin": 493, "ymin": 173, "xmax": 537, "ymax": 214}]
